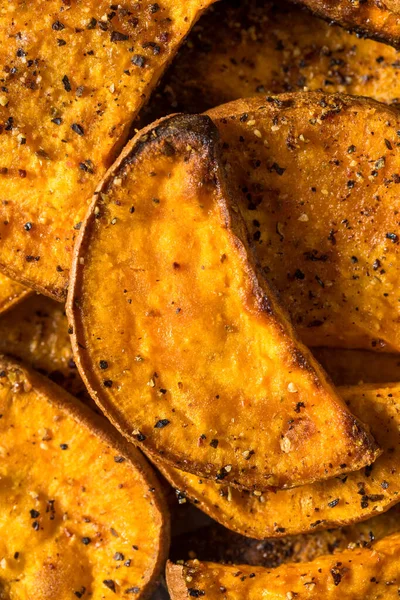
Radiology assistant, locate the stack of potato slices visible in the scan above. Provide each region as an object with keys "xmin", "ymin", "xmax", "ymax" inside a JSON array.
[{"xmin": 1, "ymin": 0, "xmax": 400, "ymax": 598}]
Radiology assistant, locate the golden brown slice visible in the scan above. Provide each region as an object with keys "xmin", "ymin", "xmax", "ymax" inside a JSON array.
[
  {"xmin": 166, "ymin": 532, "xmax": 400, "ymax": 600},
  {"xmin": 156, "ymin": 383, "xmax": 400, "ymax": 538},
  {"xmin": 0, "ymin": 273, "xmax": 32, "ymax": 314},
  {"xmin": 0, "ymin": 0, "xmax": 215, "ymax": 300},
  {"xmin": 313, "ymin": 348, "xmax": 400, "ymax": 386},
  {"xmin": 170, "ymin": 507, "xmax": 400, "ymax": 567},
  {"xmin": 0, "ymin": 294, "xmax": 87, "ymax": 399},
  {"xmin": 0, "ymin": 356, "xmax": 169, "ymax": 599},
  {"xmin": 291, "ymin": 0, "xmax": 400, "ymax": 48},
  {"xmin": 68, "ymin": 113, "xmax": 378, "ymax": 492},
  {"xmin": 144, "ymin": 0, "xmax": 400, "ymax": 122},
  {"xmin": 207, "ymin": 93, "xmax": 400, "ymax": 351}
]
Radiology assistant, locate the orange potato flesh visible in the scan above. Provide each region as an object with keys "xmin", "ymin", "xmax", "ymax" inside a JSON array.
[
  {"xmin": 206, "ymin": 93, "xmax": 400, "ymax": 351},
  {"xmin": 0, "ymin": 356, "xmax": 169, "ymax": 600},
  {"xmin": 156, "ymin": 383, "xmax": 400, "ymax": 538},
  {"xmin": 313, "ymin": 347, "xmax": 400, "ymax": 386},
  {"xmin": 290, "ymin": 0, "xmax": 400, "ymax": 48},
  {"xmin": 144, "ymin": 0, "xmax": 400, "ymax": 122},
  {"xmin": 68, "ymin": 113, "xmax": 378, "ymax": 492},
  {"xmin": 0, "ymin": 294, "xmax": 87, "ymax": 400},
  {"xmin": 0, "ymin": 273, "xmax": 31, "ymax": 315},
  {"xmin": 166, "ymin": 532, "xmax": 400, "ymax": 600},
  {"xmin": 0, "ymin": 0, "xmax": 215, "ymax": 299},
  {"xmin": 170, "ymin": 507, "xmax": 400, "ymax": 566}
]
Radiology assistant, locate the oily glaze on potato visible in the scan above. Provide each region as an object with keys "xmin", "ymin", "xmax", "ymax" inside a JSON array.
[
  {"xmin": 207, "ymin": 93, "xmax": 400, "ymax": 351},
  {"xmin": 0, "ymin": 356, "xmax": 169, "ymax": 600},
  {"xmin": 157, "ymin": 384, "xmax": 400, "ymax": 538},
  {"xmin": 0, "ymin": 273, "xmax": 31, "ymax": 315},
  {"xmin": 170, "ymin": 506, "xmax": 400, "ymax": 566},
  {"xmin": 167, "ymin": 532, "xmax": 400, "ymax": 600},
  {"xmin": 68, "ymin": 113, "xmax": 378, "ymax": 492},
  {"xmin": 290, "ymin": 0, "xmax": 400, "ymax": 48},
  {"xmin": 0, "ymin": 0, "xmax": 215, "ymax": 299},
  {"xmin": 144, "ymin": 0, "xmax": 400, "ymax": 122}
]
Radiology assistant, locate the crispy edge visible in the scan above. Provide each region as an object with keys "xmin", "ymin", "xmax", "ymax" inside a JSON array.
[
  {"xmin": 0, "ymin": 354, "xmax": 170, "ymax": 600},
  {"xmin": 166, "ymin": 563, "xmax": 188, "ymax": 600},
  {"xmin": 290, "ymin": 0, "xmax": 400, "ymax": 48},
  {"xmin": 67, "ymin": 111, "xmax": 379, "ymax": 491}
]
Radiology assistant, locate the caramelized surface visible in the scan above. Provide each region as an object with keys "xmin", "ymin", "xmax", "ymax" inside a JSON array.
[
  {"xmin": 207, "ymin": 93, "xmax": 400, "ymax": 351},
  {"xmin": 157, "ymin": 384, "xmax": 400, "ymax": 538},
  {"xmin": 0, "ymin": 0, "xmax": 214, "ymax": 298},
  {"xmin": 68, "ymin": 114, "xmax": 378, "ymax": 492},
  {"xmin": 291, "ymin": 0, "xmax": 400, "ymax": 48},
  {"xmin": 0, "ymin": 357, "xmax": 169, "ymax": 599},
  {"xmin": 144, "ymin": 0, "xmax": 400, "ymax": 122}
]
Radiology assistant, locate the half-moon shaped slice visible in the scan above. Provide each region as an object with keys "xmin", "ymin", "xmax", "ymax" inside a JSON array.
[
  {"xmin": 0, "ymin": 356, "xmax": 169, "ymax": 599},
  {"xmin": 156, "ymin": 383, "xmax": 400, "ymax": 538},
  {"xmin": 167, "ymin": 532, "xmax": 400, "ymax": 600},
  {"xmin": 207, "ymin": 93, "xmax": 400, "ymax": 351},
  {"xmin": 68, "ymin": 113, "xmax": 378, "ymax": 492}
]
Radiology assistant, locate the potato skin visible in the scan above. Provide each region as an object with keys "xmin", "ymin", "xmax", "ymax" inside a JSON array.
[
  {"xmin": 0, "ymin": 356, "xmax": 169, "ymax": 600},
  {"xmin": 207, "ymin": 92, "xmax": 400, "ymax": 351},
  {"xmin": 156, "ymin": 383, "xmax": 400, "ymax": 538},
  {"xmin": 167, "ymin": 532, "xmax": 400, "ymax": 600},
  {"xmin": 142, "ymin": 0, "xmax": 400, "ymax": 123},
  {"xmin": 291, "ymin": 0, "xmax": 400, "ymax": 48},
  {"xmin": 0, "ymin": 0, "xmax": 215, "ymax": 299},
  {"xmin": 68, "ymin": 112, "xmax": 378, "ymax": 492}
]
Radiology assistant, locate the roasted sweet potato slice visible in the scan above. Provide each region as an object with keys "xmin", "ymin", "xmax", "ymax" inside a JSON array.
[
  {"xmin": 156, "ymin": 383, "xmax": 400, "ymax": 538},
  {"xmin": 290, "ymin": 0, "xmax": 400, "ymax": 48},
  {"xmin": 0, "ymin": 0, "xmax": 215, "ymax": 299},
  {"xmin": 0, "ymin": 273, "xmax": 31, "ymax": 314},
  {"xmin": 313, "ymin": 348, "xmax": 400, "ymax": 386},
  {"xmin": 0, "ymin": 294, "xmax": 87, "ymax": 399},
  {"xmin": 68, "ymin": 113, "xmax": 379, "ymax": 492},
  {"xmin": 207, "ymin": 93, "xmax": 400, "ymax": 351},
  {"xmin": 170, "ymin": 507, "xmax": 400, "ymax": 567},
  {"xmin": 144, "ymin": 0, "xmax": 400, "ymax": 122},
  {"xmin": 0, "ymin": 356, "xmax": 169, "ymax": 599},
  {"xmin": 167, "ymin": 532, "xmax": 400, "ymax": 600}
]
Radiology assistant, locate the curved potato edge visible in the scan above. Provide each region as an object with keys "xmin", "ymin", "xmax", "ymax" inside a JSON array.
[
  {"xmin": 67, "ymin": 109, "xmax": 380, "ymax": 492},
  {"xmin": 206, "ymin": 90, "xmax": 400, "ymax": 354},
  {"xmin": 0, "ymin": 354, "xmax": 171, "ymax": 600},
  {"xmin": 154, "ymin": 454, "xmax": 400, "ymax": 540},
  {"xmin": 290, "ymin": 0, "xmax": 400, "ymax": 49}
]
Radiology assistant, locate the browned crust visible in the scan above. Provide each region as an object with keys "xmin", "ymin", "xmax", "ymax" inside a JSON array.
[
  {"xmin": 290, "ymin": 0, "xmax": 400, "ymax": 49},
  {"xmin": 0, "ymin": 1, "xmax": 217, "ymax": 302},
  {"xmin": 0, "ymin": 354, "xmax": 170, "ymax": 600},
  {"xmin": 68, "ymin": 110, "xmax": 379, "ymax": 492},
  {"xmin": 166, "ymin": 563, "xmax": 188, "ymax": 600}
]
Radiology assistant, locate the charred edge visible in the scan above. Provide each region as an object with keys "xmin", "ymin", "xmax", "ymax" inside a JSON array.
[
  {"xmin": 345, "ymin": 412, "xmax": 380, "ymax": 462},
  {"xmin": 291, "ymin": 1, "xmax": 400, "ymax": 49},
  {"xmin": 104, "ymin": 114, "xmax": 221, "ymax": 193}
]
